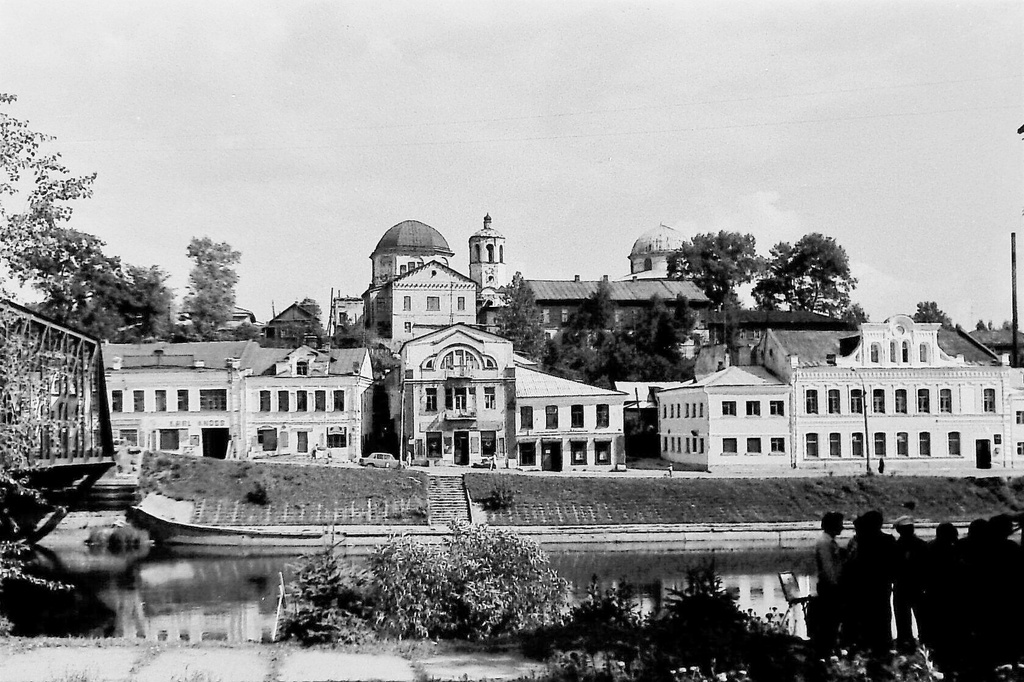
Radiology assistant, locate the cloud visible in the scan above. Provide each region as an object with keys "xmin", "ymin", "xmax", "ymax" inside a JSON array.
[{"xmin": 850, "ymin": 260, "xmax": 920, "ymax": 323}]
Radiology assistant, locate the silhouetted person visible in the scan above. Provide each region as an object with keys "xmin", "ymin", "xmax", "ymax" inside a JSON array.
[
  {"xmin": 921, "ymin": 522, "xmax": 962, "ymax": 667},
  {"xmin": 892, "ymin": 515, "xmax": 928, "ymax": 650},
  {"xmin": 959, "ymin": 518, "xmax": 993, "ymax": 672},
  {"xmin": 842, "ymin": 510, "xmax": 896, "ymax": 653},
  {"xmin": 812, "ymin": 511, "xmax": 845, "ymax": 653},
  {"xmin": 987, "ymin": 514, "xmax": 1022, "ymax": 665}
]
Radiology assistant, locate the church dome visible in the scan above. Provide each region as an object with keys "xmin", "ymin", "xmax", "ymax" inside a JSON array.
[
  {"xmin": 471, "ymin": 213, "xmax": 504, "ymax": 239},
  {"xmin": 373, "ymin": 220, "xmax": 453, "ymax": 255},
  {"xmin": 630, "ymin": 223, "xmax": 684, "ymax": 257}
]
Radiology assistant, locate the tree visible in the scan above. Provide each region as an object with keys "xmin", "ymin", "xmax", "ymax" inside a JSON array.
[
  {"xmin": 752, "ymin": 233, "xmax": 857, "ymax": 317},
  {"xmin": 669, "ymin": 232, "xmax": 762, "ymax": 310},
  {"xmin": 495, "ymin": 273, "xmax": 545, "ymax": 358},
  {"xmin": 182, "ymin": 237, "xmax": 241, "ymax": 340},
  {"xmin": 913, "ymin": 301, "xmax": 953, "ymax": 329},
  {"xmin": 843, "ymin": 303, "xmax": 869, "ymax": 325}
]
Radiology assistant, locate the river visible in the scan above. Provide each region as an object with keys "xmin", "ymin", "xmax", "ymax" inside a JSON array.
[{"xmin": 7, "ymin": 540, "xmax": 816, "ymax": 642}]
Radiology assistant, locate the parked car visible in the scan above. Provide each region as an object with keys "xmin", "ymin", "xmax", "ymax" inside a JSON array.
[{"xmin": 358, "ymin": 452, "xmax": 401, "ymax": 469}]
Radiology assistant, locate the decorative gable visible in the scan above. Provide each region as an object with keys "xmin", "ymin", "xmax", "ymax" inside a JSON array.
[{"xmin": 390, "ymin": 261, "xmax": 478, "ymax": 290}]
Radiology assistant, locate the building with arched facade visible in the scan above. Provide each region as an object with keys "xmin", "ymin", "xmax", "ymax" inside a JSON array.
[
  {"xmin": 468, "ymin": 213, "xmax": 506, "ymax": 305},
  {"xmin": 623, "ymin": 223, "xmax": 685, "ymax": 280}
]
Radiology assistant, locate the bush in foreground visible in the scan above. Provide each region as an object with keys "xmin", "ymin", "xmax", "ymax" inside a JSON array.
[{"xmin": 278, "ymin": 549, "xmax": 376, "ymax": 645}]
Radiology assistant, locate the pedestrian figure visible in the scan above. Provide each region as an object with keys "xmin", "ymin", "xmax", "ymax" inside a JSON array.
[
  {"xmin": 892, "ymin": 515, "xmax": 928, "ymax": 650},
  {"xmin": 842, "ymin": 510, "xmax": 896, "ymax": 653},
  {"xmin": 986, "ymin": 514, "xmax": 1022, "ymax": 665},
  {"xmin": 878, "ymin": 458, "xmax": 885, "ymax": 475},
  {"xmin": 958, "ymin": 518, "xmax": 992, "ymax": 671},
  {"xmin": 811, "ymin": 511, "xmax": 845, "ymax": 654}
]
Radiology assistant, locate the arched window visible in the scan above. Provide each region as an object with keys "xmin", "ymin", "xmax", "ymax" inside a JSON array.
[
  {"xmin": 440, "ymin": 348, "xmax": 480, "ymax": 370},
  {"xmin": 483, "ymin": 356, "xmax": 497, "ymax": 369},
  {"xmin": 890, "ymin": 341, "xmax": 898, "ymax": 363},
  {"xmin": 474, "ymin": 244, "xmax": 481, "ymax": 262},
  {"xmin": 644, "ymin": 257, "xmax": 653, "ymax": 271},
  {"xmin": 901, "ymin": 341, "xmax": 910, "ymax": 363},
  {"xmin": 919, "ymin": 343, "xmax": 929, "ymax": 363},
  {"xmin": 870, "ymin": 343, "xmax": 880, "ymax": 363},
  {"xmin": 486, "ymin": 244, "xmax": 494, "ymax": 263},
  {"xmin": 499, "ymin": 245, "xmax": 504, "ymax": 263}
]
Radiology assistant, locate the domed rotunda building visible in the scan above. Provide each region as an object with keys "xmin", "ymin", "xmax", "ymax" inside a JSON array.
[
  {"xmin": 625, "ymin": 223, "xmax": 684, "ymax": 280},
  {"xmin": 370, "ymin": 220, "xmax": 455, "ymax": 287}
]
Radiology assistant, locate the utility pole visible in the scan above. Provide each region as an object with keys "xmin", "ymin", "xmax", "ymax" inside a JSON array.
[{"xmin": 1013, "ymin": 233, "xmax": 1019, "ymax": 367}]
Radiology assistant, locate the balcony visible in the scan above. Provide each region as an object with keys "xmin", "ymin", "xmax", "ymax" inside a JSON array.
[{"xmin": 443, "ymin": 407, "xmax": 477, "ymax": 421}]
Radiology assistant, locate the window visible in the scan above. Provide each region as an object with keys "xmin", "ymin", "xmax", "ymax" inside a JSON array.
[
  {"xmin": 333, "ymin": 390, "xmax": 345, "ymax": 411},
  {"xmin": 805, "ymin": 390, "xmax": 819, "ymax": 414},
  {"xmin": 571, "ymin": 441, "xmax": 587, "ymax": 465},
  {"xmin": 259, "ymin": 391, "xmax": 271, "ymax": 412},
  {"xmin": 920, "ymin": 344, "xmax": 929, "ymax": 363},
  {"xmin": 111, "ymin": 390, "xmax": 122, "ymax": 412},
  {"xmin": 827, "ymin": 389, "xmax": 841, "ymax": 414},
  {"xmin": 699, "ymin": 403, "xmax": 704, "ymax": 417},
  {"xmin": 1018, "ymin": 442, "xmax": 1024, "ymax": 458},
  {"xmin": 902, "ymin": 341, "xmax": 910, "ymax": 363},
  {"xmin": 940, "ymin": 388, "xmax": 952, "ymax": 413},
  {"xmin": 595, "ymin": 441, "xmax": 612, "ymax": 464},
  {"xmin": 561, "ymin": 309, "xmax": 569, "ymax": 324},
  {"xmin": 596, "ymin": 404, "xmax": 609, "ymax": 428},
  {"xmin": 571, "ymin": 405, "xmax": 584, "ymax": 428},
  {"xmin": 722, "ymin": 401, "xmax": 737, "ymax": 416},
  {"xmin": 769, "ymin": 400, "xmax": 785, "ymax": 416},
  {"xmin": 829, "ymin": 432, "xmax": 842, "ymax": 458},
  {"xmin": 545, "ymin": 405, "xmax": 558, "ymax": 429},
  {"xmin": 200, "ymin": 389, "xmax": 227, "ymax": 411},
  {"xmin": 948, "ymin": 432, "xmax": 961, "ymax": 456},
  {"xmin": 895, "ymin": 389, "xmax": 908, "ymax": 414},
  {"xmin": 519, "ymin": 442, "xmax": 537, "ymax": 466},
  {"xmin": 425, "ymin": 388, "xmax": 438, "ymax": 412},
  {"xmin": 296, "ymin": 361, "xmax": 308, "ymax": 376},
  {"xmin": 486, "ymin": 244, "xmax": 494, "ymax": 262},
  {"xmin": 722, "ymin": 438, "xmax": 738, "ymax": 455},
  {"xmin": 296, "ymin": 391, "xmax": 308, "ymax": 412},
  {"xmin": 870, "ymin": 343, "xmax": 880, "ymax": 363},
  {"xmin": 453, "ymin": 387, "xmax": 467, "ymax": 410},
  {"xmin": 177, "ymin": 389, "xmax": 189, "ymax": 412},
  {"xmin": 278, "ymin": 390, "xmax": 290, "ymax": 412},
  {"xmin": 327, "ymin": 427, "xmax": 347, "ymax": 448},
  {"xmin": 484, "ymin": 387, "xmax": 496, "ymax": 410},
  {"xmin": 133, "ymin": 390, "xmax": 145, "ymax": 412},
  {"xmin": 850, "ymin": 389, "xmax": 863, "ymax": 414},
  {"xmin": 120, "ymin": 429, "xmax": 138, "ymax": 446},
  {"xmin": 542, "ymin": 309, "xmax": 551, "ymax": 324},
  {"xmin": 315, "ymin": 390, "xmax": 326, "ymax": 412},
  {"xmin": 984, "ymin": 388, "xmax": 996, "ymax": 413},
  {"xmin": 426, "ymin": 296, "xmax": 440, "ymax": 311},
  {"xmin": 918, "ymin": 389, "xmax": 931, "ymax": 413},
  {"xmin": 444, "ymin": 388, "xmax": 453, "ymax": 410},
  {"xmin": 770, "ymin": 437, "xmax": 786, "ymax": 454},
  {"xmin": 874, "ymin": 432, "xmax": 887, "ymax": 456},
  {"xmin": 746, "ymin": 438, "xmax": 762, "ymax": 454},
  {"xmin": 890, "ymin": 341, "xmax": 897, "ymax": 363},
  {"xmin": 403, "ymin": 296, "xmax": 411, "ymax": 311},
  {"xmin": 457, "ymin": 297, "xmax": 465, "ymax": 311},
  {"xmin": 685, "ymin": 404, "xmax": 690, "ymax": 418},
  {"xmin": 919, "ymin": 432, "xmax": 931, "ymax": 456},
  {"xmin": 852, "ymin": 432, "xmax": 864, "ymax": 458},
  {"xmin": 404, "ymin": 322, "xmax": 413, "ymax": 334},
  {"xmin": 662, "ymin": 403, "xmax": 667, "ymax": 419},
  {"xmin": 872, "ymin": 389, "xmax": 886, "ymax": 413},
  {"xmin": 521, "ymin": 405, "xmax": 534, "ymax": 429},
  {"xmin": 806, "ymin": 433, "xmax": 819, "ymax": 458},
  {"xmin": 897, "ymin": 432, "xmax": 909, "ymax": 456},
  {"xmin": 440, "ymin": 349, "xmax": 480, "ymax": 370},
  {"xmin": 159, "ymin": 429, "xmax": 180, "ymax": 451},
  {"xmin": 746, "ymin": 401, "xmax": 761, "ymax": 417},
  {"xmin": 258, "ymin": 428, "xmax": 277, "ymax": 451}
]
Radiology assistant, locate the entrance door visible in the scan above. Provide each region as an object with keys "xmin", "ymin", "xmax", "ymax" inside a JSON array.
[
  {"xmin": 454, "ymin": 431, "xmax": 470, "ymax": 465},
  {"xmin": 541, "ymin": 441, "xmax": 563, "ymax": 472},
  {"xmin": 481, "ymin": 431, "xmax": 496, "ymax": 459},
  {"xmin": 976, "ymin": 439, "xmax": 992, "ymax": 469},
  {"xmin": 426, "ymin": 432, "xmax": 442, "ymax": 459},
  {"xmin": 202, "ymin": 428, "xmax": 230, "ymax": 459}
]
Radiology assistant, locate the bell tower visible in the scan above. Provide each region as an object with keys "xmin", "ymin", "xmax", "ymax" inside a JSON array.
[{"xmin": 468, "ymin": 213, "xmax": 506, "ymax": 292}]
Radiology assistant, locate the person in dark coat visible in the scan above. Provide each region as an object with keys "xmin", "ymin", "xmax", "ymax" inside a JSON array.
[
  {"xmin": 842, "ymin": 510, "xmax": 897, "ymax": 653},
  {"xmin": 921, "ymin": 522, "xmax": 962, "ymax": 666},
  {"xmin": 986, "ymin": 514, "xmax": 1023, "ymax": 665},
  {"xmin": 812, "ymin": 511, "xmax": 845, "ymax": 653},
  {"xmin": 892, "ymin": 515, "xmax": 928, "ymax": 650}
]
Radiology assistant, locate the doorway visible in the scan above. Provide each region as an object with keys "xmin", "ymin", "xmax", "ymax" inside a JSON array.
[
  {"xmin": 426, "ymin": 432, "xmax": 442, "ymax": 459},
  {"xmin": 541, "ymin": 440, "xmax": 563, "ymax": 472},
  {"xmin": 975, "ymin": 439, "xmax": 992, "ymax": 469},
  {"xmin": 481, "ymin": 431, "xmax": 496, "ymax": 460},
  {"xmin": 202, "ymin": 428, "xmax": 230, "ymax": 459},
  {"xmin": 454, "ymin": 431, "xmax": 470, "ymax": 465}
]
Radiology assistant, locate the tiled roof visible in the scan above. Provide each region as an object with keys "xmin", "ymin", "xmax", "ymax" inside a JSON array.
[
  {"xmin": 246, "ymin": 346, "xmax": 369, "ymax": 376},
  {"xmin": 707, "ymin": 309, "xmax": 854, "ymax": 329},
  {"xmin": 968, "ymin": 329, "xmax": 1024, "ymax": 349},
  {"xmin": 525, "ymin": 279, "xmax": 708, "ymax": 304},
  {"xmin": 770, "ymin": 330, "xmax": 860, "ymax": 367},
  {"xmin": 515, "ymin": 366, "xmax": 625, "ymax": 399},
  {"xmin": 690, "ymin": 365, "xmax": 785, "ymax": 387},
  {"xmin": 106, "ymin": 341, "xmax": 259, "ymax": 369}
]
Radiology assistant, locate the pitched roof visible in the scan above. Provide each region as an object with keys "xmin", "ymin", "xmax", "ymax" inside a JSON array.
[
  {"xmin": 690, "ymin": 365, "xmax": 785, "ymax": 387},
  {"xmin": 245, "ymin": 346, "xmax": 369, "ymax": 376},
  {"xmin": 769, "ymin": 330, "xmax": 860, "ymax": 367},
  {"xmin": 106, "ymin": 341, "xmax": 259, "ymax": 369},
  {"xmin": 525, "ymin": 279, "xmax": 708, "ymax": 304},
  {"xmin": 938, "ymin": 328, "xmax": 1000, "ymax": 365},
  {"xmin": 707, "ymin": 309, "xmax": 854, "ymax": 329},
  {"xmin": 968, "ymin": 328, "xmax": 1024, "ymax": 349},
  {"xmin": 515, "ymin": 366, "xmax": 625, "ymax": 399},
  {"xmin": 614, "ymin": 381, "xmax": 690, "ymax": 408},
  {"xmin": 389, "ymin": 260, "xmax": 477, "ymax": 287}
]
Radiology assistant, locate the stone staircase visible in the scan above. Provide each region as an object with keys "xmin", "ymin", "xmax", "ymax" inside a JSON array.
[{"xmin": 427, "ymin": 474, "xmax": 471, "ymax": 526}]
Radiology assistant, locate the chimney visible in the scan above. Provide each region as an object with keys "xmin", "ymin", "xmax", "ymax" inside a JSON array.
[
  {"xmin": 574, "ymin": 274, "xmax": 580, "ymax": 282},
  {"xmin": 1001, "ymin": 352, "xmax": 1011, "ymax": 366},
  {"xmin": 602, "ymin": 274, "xmax": 609, "ymax": 282},
  {"xmin": 226, "ymin": 358, "xmax": 241, "ymax": 369},
  {"xmin": 193, "ymin": 359, "xmax": 205, "ymax": 369},
  {"xmin": 110, "ymin": 356, "xmax": 122, "ymax": 371},
  {"xmin": 790, "ymin": 355, "xmax": 799, "ymax": 369}
]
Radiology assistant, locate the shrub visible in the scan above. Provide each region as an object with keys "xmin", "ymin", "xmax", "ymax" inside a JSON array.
[
  {"xmin": 480, "ymin": 478, "xmax": 516, "ymax": 511},
  {"xmin": 86, "ymin": 526, "xmax": 148, "ymax": 553},
  {"xmin": 278, "ymin": 548, "xmax": 375, "ymax": 645},
  {"xmin": 245, "ymin": 480, "xmax": 269, "ymax": 506},
  {"xmin": 369, "ymin": 522, "xmax": 567, "ymax": 640}
]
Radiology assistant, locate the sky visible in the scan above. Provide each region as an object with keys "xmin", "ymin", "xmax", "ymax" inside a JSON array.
[{"xmin": 1, "ymin": 0, "xmax": 1021, "ymax": 327}]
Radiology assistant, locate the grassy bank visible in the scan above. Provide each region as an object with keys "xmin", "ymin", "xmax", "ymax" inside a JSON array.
[
  {"xmin": 140, "ymin": 452, "xmax": 429, "ymax": 525},
  {"xmin": 466, "ymin": 472, "xmax": 1024, "ymax": 526}
]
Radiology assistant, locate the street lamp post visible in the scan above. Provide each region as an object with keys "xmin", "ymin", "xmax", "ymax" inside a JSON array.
[{"xmin": 851, "ymin": 368, "xmax": 872, "ymax": 475}]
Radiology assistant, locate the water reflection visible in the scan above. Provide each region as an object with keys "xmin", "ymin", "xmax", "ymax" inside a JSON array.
[{"xmin": 14, "ymin": 545, "xmax": 816, "ymax": 642}]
